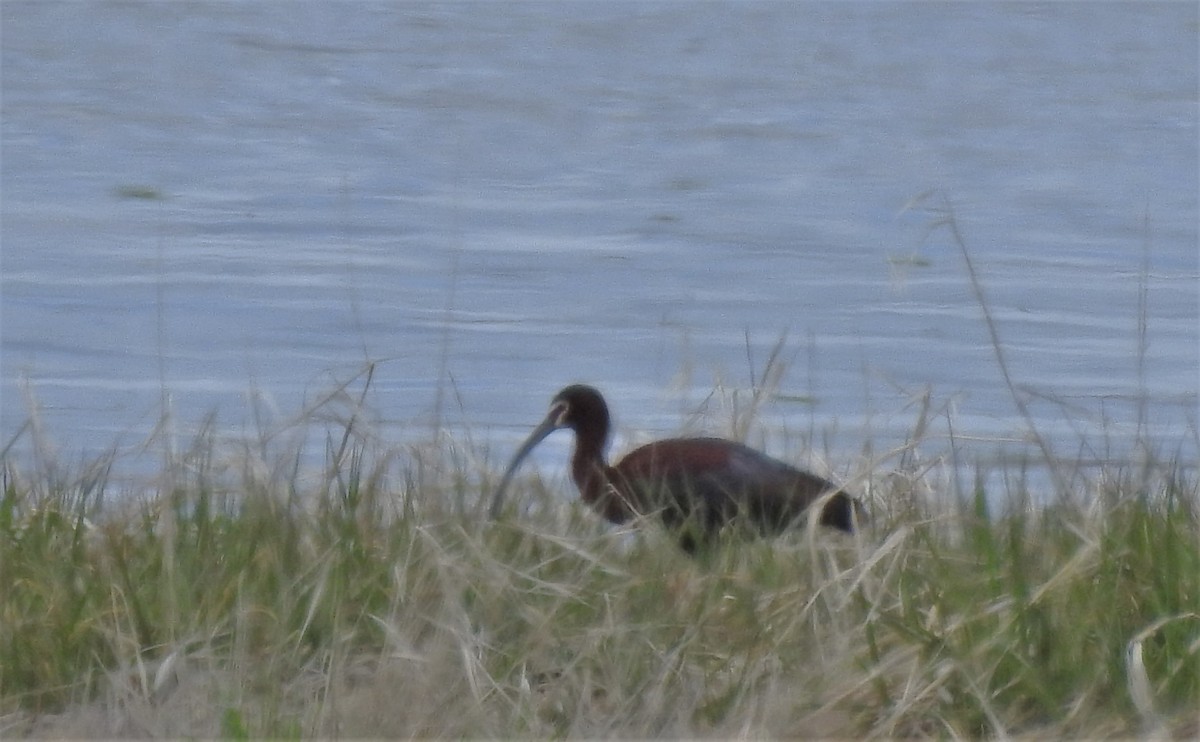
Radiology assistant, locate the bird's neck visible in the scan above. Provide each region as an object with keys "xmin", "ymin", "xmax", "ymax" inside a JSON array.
[{"xmin": 570, "ymin": 430, "xmax": 635, "ymax": 524}]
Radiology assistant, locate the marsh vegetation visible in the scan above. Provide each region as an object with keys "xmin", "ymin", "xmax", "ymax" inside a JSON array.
[{"xmin": 2, "ymin": 355, "xmax": 1196, "ymax": 739}]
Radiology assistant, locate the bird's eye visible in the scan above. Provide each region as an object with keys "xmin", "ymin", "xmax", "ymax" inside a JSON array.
[{"xmin": 552, "ymin": 401, "xmax": 571, "ymax": 427}]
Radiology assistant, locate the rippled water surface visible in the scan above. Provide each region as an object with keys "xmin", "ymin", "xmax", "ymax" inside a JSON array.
[{"xmin": 3, "ymin": 2, "xmax": 1197, "ymax": 487}]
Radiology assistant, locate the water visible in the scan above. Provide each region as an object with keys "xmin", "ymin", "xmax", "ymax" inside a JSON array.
[{"xmin": 2, "ymin": 2, "xmax": 1197, "ymax": 490}]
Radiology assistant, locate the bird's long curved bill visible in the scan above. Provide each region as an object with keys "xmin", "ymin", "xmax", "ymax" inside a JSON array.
[{"xmin": 488, "ymin": 412, "xmax": 560, "ymax": 520}]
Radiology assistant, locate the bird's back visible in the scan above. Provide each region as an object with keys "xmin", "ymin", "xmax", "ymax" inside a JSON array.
[{"xmin": 611, "ymin": 438, "xmax": 856, "ymax": 547}]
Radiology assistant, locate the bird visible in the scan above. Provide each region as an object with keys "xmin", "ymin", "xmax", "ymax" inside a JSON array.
[{"xmin": 489, "ymin": 384, "xmax": 862, "ymax": 554}]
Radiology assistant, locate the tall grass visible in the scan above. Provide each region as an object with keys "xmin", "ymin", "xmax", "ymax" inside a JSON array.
[
  {"xmin": 1, "ymin": 365, "xmax": 1196, "ymax": 738},
  {"xmin": 2, "ymin": 204, "xmax": 1197, "ymax": 738}
]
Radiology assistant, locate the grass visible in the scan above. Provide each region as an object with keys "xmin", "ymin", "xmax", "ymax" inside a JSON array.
[
  {"xmin": 0, "ymin": 373, "xmax": 1196, "ymax": 739},
  {"xmin": 2, "ymin": 202, "xmax": 1197, "ymax": 738}
]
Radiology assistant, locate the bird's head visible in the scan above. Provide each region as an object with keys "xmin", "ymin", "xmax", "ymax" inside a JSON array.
[
  {"xmin": 546, "ymin": 384, "xmax": 610, "ymax": 437},
  {"xmin": 488, "ymin": 384, "xmax": 612, "ymax": 519}
]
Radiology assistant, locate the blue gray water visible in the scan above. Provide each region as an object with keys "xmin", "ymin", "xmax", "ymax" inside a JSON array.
[{"xmin": 3, "ymin": 2, "xmax": 1197, "ymax": 490}]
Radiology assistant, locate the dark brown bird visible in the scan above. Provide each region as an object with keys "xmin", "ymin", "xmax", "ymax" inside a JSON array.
[{"xmin": 489, "ymin": 384, "xmax": 862, "ymax": 553}]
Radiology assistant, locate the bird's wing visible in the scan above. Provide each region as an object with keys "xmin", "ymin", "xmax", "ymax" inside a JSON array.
[{"xmin": 614, "ymin": 438, "xmax": 838, "ymax": 533}]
